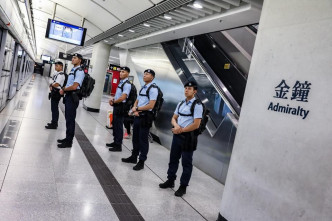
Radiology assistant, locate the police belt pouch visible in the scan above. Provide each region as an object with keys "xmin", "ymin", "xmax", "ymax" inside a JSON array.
[
  {"xmin": 181, "ymin": 132, "xmax": 198, "ymax": 151},
  {"xmin": 113, "ymin": 103, "xmax": 124, "ymax": 116},
  {"xmin": 139, "ymin": 111, "xmax": 154, "ymax": 128},
  {"xmin": 50, "ymin": 88, "xmax": 61, "ymax": 100}
]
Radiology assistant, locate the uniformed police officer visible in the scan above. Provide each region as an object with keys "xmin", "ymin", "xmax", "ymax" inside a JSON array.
[
  {"xmin": 57, "ymin": 53, "xmax": 85, "ymax": 148},
  {"xmin": 159, "ymin": 81, "xmax": 203, "ymax": 197},
  {"xmin": 122, "ymin": 69, "xmax": 158, "ymax": 171},
  {"xmin": 45, "ymin": 61, "xmax": 65, "ymax": 129},
  {"xmin": 106, "ymin": 66, "xmax": 131, "ymax": 151}
]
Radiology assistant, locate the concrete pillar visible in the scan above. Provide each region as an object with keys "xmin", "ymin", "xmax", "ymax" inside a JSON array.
[
  {"xmin": 83, "ymin": 42, "xmax": 111, "ymax": 112},
  {"xmin": 218, "ymin": 1, "xmax": 332, "ymax": 221}
]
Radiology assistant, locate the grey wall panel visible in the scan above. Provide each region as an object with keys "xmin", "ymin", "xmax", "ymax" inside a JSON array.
[{"xmin": 126, "ymin": 43, "xmax": 236, "ymax": 184}]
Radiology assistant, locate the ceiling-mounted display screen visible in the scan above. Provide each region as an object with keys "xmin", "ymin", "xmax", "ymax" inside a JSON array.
[
  {"xmin": 45, "ymin": 19, "xmax": 87, "ymax": 46},
  {"xmin": 41, "ymin": 55, "xmax": 51, "ymax": 61}
]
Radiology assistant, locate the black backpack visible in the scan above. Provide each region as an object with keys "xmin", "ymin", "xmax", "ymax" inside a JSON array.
[
  {"xmin": 139, "ymin": 83, "xmax": 164, "ymax": 119},
  {"xmin": 61, "ymin": 72, "xmax": 68, "ymax": 87},
  {"xmin": 118, "ymin": 80, "xmax": 137, "ymax": 113},
  {"xmin": 177, "ymin": 99, "xmax": 210, "ymax": 135},
  {"xmin": 73, "ymin": 68, "xmax": 95, "ymax": 99}
]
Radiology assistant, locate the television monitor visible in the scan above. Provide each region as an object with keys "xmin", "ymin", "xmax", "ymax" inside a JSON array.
[
  {"xmin": 45, "ymin": 19, "xmax": 87, "ymax": 46},
  {"xmin": 41, "ymin": 55, "xmax": 51, "ymax": 61}
]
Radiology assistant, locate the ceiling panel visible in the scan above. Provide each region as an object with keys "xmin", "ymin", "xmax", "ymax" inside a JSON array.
[
  {"xmin": 84, "ymin": 20, "xmax": 103, "ymax": 39},
  {"xmin": 53, "ymin": 0, "xmax": 120, "ymax": 31},
  {"xmin": 92, "ymin": 0, "xmax": 154, "ymax": 21}
]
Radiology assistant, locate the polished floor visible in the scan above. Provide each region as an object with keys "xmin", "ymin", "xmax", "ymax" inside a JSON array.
[{"xmin": 0, "ymin": 74, "xmax": 224, "ymax": 221}]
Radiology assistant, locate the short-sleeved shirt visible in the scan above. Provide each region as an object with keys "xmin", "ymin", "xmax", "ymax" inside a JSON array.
[
  {"xmin": 52, "ymin": 71, "xmax": 65, "ymax": 89},
  {"xmin": 174, "ymin": 97, "xmax": 203, "ymax": 128},
  {"xmin": 137, "ymin": 82, "xmax": 158, "ymax": 110},
  {"xmin": 115, "ymin": 78, "xmax": 131, "ymax": 103},
  {"xmin": 66, "ymin": 66, "xmax": 85, "ymax": 89}
]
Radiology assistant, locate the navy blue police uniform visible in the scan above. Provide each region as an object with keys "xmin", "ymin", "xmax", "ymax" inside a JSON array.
[
  {"xmin": 57, "ymin": 54, "xmax": 85, "ymax": 148},
  {"xmin": 160, "ymin": 81, "xmax": 203, "ymax": 196},
  {"xmin": 122, "ymin": 69, "xmax": 158, "ymax": 170},
  {"xmin": 107, "ymin": 67, "xmax": 131, "ymax": 151}
]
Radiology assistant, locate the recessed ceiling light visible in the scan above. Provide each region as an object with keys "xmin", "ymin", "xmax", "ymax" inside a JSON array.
[
  {"xmin": 212, "ymin": 44, "xmax": 216, "ymax": 48},
  {"xmin": 118, "ymin": 34, "xmax": 124, "ymax": 37},
  {"xmin": 104, "ymin": 40, "xmax": 109, "ymax": 43},
  {"xmin": 129, "ymin": 29, "xmax": 135, "ymax": 33},
  {"xmin": 143, "ymin": 23, "xmax": 150, "ymax": 27},
  {"xmin": 193, "ymin": 2, "xmax": 203, "ymax": 9},
  {"xmin": 164, "ymin": 15, "xmax": 172, "ymax": 20}
]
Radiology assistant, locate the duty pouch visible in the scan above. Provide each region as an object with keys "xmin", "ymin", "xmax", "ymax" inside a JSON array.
[
  {"xmin": 48, "ymin": 92, "xmax": 52, "ymax": 100},
  {"xmin": 183, "ymin": 132, "xmax": 198, "ymax": 151},
  {"xmin": 72, "ymin": 92, "xmax": 80, "ymax": 104},
  {"xmin": 139, "ymin": 111, "xmax": 153, "ymax": 128},
  {"xmin": 113, "ymin": 103, "xmax": 124, "ymax": 116}
]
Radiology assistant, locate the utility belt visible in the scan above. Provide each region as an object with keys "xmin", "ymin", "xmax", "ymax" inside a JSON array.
[
  {"xmin": 137, "ymin": 111, "xmax": 154, "ymax": 128},
  {"xmin": 49, "ymin": 87, "xmax": 62, "ymax": 100},
  {"xmin": 64, "ymin": 90, "xmax": 80, "ymax": 104},
  {"xmin": 176, "ymin": 131, "xmax": 198, "ymax": 152},
  {"xmin": 113, "ymin": 103, "xmax": 125, "ymax": 116}
]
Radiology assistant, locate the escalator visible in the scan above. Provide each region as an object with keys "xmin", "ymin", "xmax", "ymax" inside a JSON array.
[{"xmin": 162, "ymin": 24, "xmax": 257, "ymax": 119}]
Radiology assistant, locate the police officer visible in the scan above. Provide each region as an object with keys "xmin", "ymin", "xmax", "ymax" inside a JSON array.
[
  {"xmin": 106, "ymin": 66, "xmax": 131, "ymax": 151},
  {"xmin": 122, "ymin": 69, "xmax": 158, "ymax": 171},
  {"xmin": 57, "ymin": 53, "xmax": 85, "ymax": 148},
  {"xmin": 45, "ymin": 61, "xmax": 65, "ymax": 129},
  {"xmin": 159, "ymin": 81, "xmax": 203, "ymax": 197}
]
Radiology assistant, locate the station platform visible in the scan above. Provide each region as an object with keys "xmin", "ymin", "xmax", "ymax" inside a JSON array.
[{"xmin": 0, "ymin": 74, "xmax": 224, "ymax": 221}]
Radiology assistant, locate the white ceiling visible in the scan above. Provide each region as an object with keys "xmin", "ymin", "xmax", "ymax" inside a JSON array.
[{"xmin": 31, "ymin": 0, "xmax": 163, "ymax": 58}]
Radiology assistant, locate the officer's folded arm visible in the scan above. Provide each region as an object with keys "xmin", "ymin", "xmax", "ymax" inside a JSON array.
[
  {"xmin": 135, "ymin": 100, "xmax": 156, "ymax": 111},
  {"xmin": 62, "ymin": 82, "xmax": 80, "ymax": 92},
  {"xmin": 114, "ymin": 93, "xmax": 128, "ymax": 104}
]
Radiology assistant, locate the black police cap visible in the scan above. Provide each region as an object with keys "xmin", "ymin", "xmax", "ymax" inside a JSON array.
[
  {"xmin": 144, "ymin": 69, "xmax": 155, "ymax": 77},
  {"xmin": 184, "ymin": 81, "xmax": 197, "ymax": 88},
  {"xmin": 121, "ymin": 66, "xmax": 130, "ymax": 72},
  {"xmin": 54, "ymin": 61, "xmax": 63, "ymax": 66},
  {"xmin": 72, "ymin": 53, "xmax": 83, "ymax": 59}
]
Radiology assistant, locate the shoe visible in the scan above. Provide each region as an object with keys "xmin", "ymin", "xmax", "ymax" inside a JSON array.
[
  {"xmin": 121, "ymin": 155, "xmax": 137, "ymax": 164},
  {"xmin": 123, "ymin": 133, "xmax": 131, "ymax": 139},
  {"xmin": 45, "ymin": 124, "xmax": 57, "ymax": 129},
  {"xmin": 106, "ymin": 142, "xmax": 116, "ymax": 147},
  {"xmin": 57, "ymin": 142, "xmax": 72, "ymax": 148},
  {"xmin": 159, "ymin": 180, "xmax": 175, "ymax": 189},
  {"xmin": 174, "ymin": 185, "xmax": 187, "ymax": 197},
  {"xmin": 57, "ymin": 138, "xmax": 68, "ymax": 143},
  {"xmin": 109, "ymin": 145, "xmax": 122, "ymax": 152},
  {"xmin": 133, "ymin": 160, "xmax": 144, "ymax": 171}
]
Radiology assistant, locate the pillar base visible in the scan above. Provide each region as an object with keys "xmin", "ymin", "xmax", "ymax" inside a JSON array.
[{"xmin": 83, "ymin": 104, "xmax": 100, "ymax": 113}]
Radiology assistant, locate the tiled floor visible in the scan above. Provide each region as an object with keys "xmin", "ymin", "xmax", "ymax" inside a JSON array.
[{"xmin": 0, "ymin": 74, "xmax": 224, "ymax": 221}]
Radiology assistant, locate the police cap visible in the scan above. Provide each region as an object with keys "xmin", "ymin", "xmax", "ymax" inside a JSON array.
[
  {"xmin": 121, "ymin": 66, "xmax": 130, "ymax": 73},
  {"xmin": 54, "ymin": 61, "xmax": 63, "ymax": 66},
  {"xmin": 144, "ymin": 69, "xmax": 155, "ymax": 77},
  {"xmin": 72, "ymin": 53, "xmax": 83, "ymax": 59},
  {"xmin": 184, "ymin": 81, "xmax": 198, "ymax": 89}
]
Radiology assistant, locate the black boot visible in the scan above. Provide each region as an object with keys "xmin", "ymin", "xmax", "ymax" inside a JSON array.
[
  {"xmin": 109, "ymin": 144, "xmax": 122, "ymax": 152},
  {"xmin": 175, "ymin": 185, "xmax": 187, "ymax": 197},
  {"xmin": 45, "ymin": 123, "xmax": 58, "ymax": 129},
  {"xmin": 57, "ymin": 141, "xmax": 72, "ymax": 148},
  {"xmin": 121, "ymin": 155, "xmax": 137, "ymax": 164},
  {"xmin": 57, "ymin": 138, "xmax": 68, "ymax": 143},
  {"xmin": 133, "ymin": 160, "xmax": 144, "ymax": 171},
  {"xmin": 159, "ymin": 180, "xmax": 175, "ymax": 189},
  {"xmin": 106, "ymin": 142, "xmax": 115, "ymax": 147}
]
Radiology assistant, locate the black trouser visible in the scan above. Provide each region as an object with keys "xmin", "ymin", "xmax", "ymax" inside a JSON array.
[
  {"xmin": 132, "ymin": 117, "xmax": 150, "ymax": 161},
  {"xmin": 64, "ymin": 95, "xmax": 79, "ymax": 142},
  {"xmin": 167, "ymin": 134, "xmax": 194, "ymax": 186},
  {"xmin": 51, "ymin": 96, "xmax": 61, "ymax": 124},
  {"xmin": 113, "ymin": 113, "xmax": 124, "ymax": 145},
  {"xmin": 123, "ymin": 116, "xmax": 134, "ymax": 134}
]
